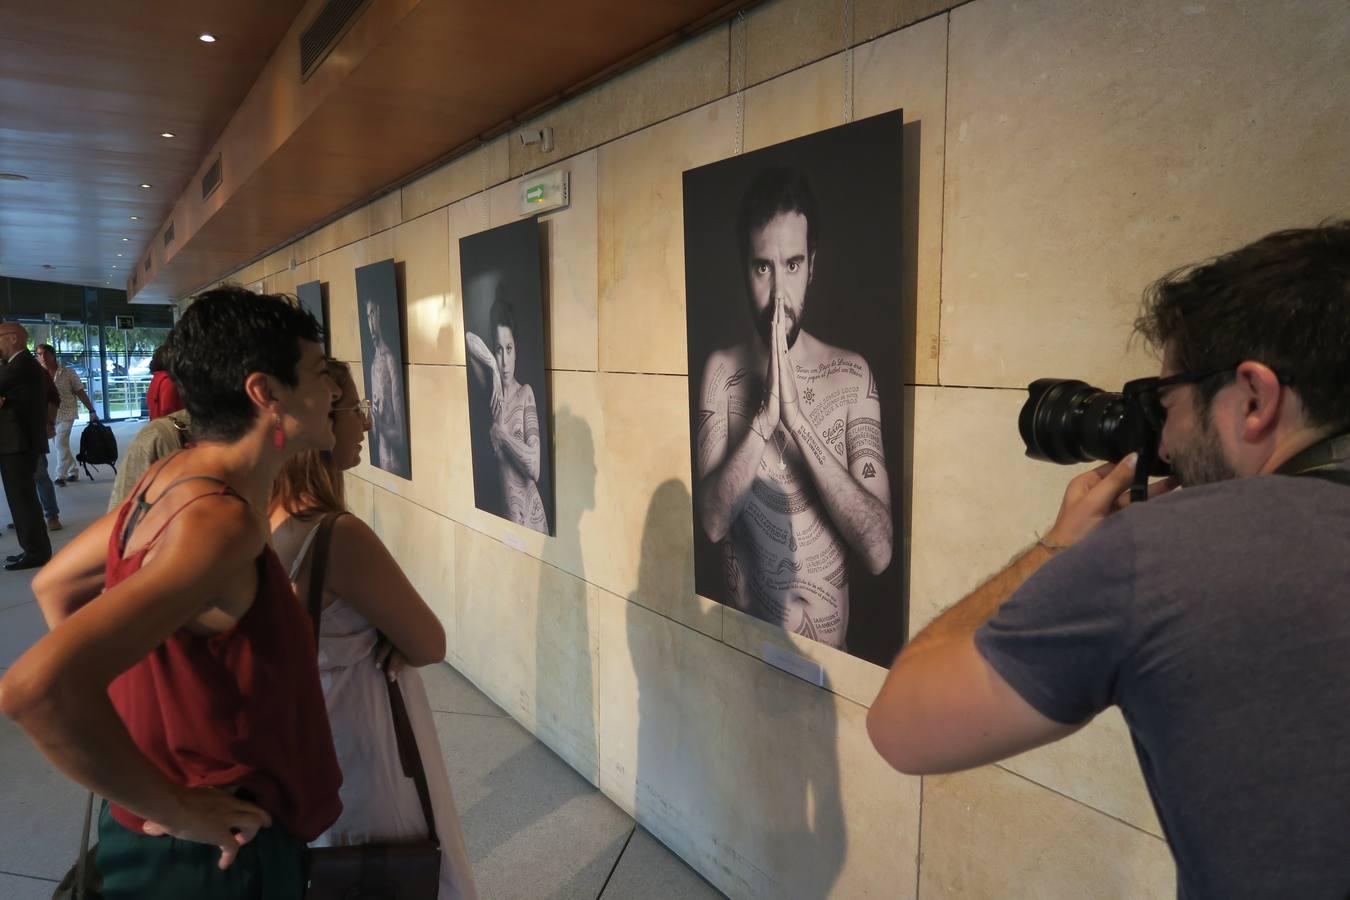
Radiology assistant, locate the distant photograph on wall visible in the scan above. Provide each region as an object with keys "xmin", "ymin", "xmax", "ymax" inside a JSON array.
[
  {"xmin": 296, "ymin": 279, "xmax": 328, "ymax": 353},
  {"xmin": 355, "ymin": 258, "xmax": 411, "ymax": 479},
  {"xmin": 684, "ymin": 111, "xmax": 907, "ymax": 666},
  {"xmin": 460, "ymin": 218, "xmax": 554, "ymax": 535}
]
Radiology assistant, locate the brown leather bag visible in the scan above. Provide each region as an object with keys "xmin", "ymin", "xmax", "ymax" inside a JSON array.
[{"xmin": 302, "ymin": 512, "xmax": 442, "ymax": 899}]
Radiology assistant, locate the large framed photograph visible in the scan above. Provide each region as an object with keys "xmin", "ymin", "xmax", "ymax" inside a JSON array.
[
  {"xmin": 355, "ymin": 258, "xmax": 411, "ymax": 479},
  {"xmin": 684, "ymin": 111, "xmax": 907, "ymax": 666},
  {"xmin": 460, "ymin": 218, "xmax": 554, "ymax": 535},
  {"xmin": 296, "ymin": 279, "xmax": 328, "ymax": 353}
]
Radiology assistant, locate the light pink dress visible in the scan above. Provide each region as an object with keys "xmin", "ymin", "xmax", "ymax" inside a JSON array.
[{"xmin": 285, "ymin": 522, "xmax": 478, "ymax": 900}]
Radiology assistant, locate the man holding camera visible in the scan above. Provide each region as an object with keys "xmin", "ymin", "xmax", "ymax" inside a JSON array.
[{"xmin": 868, "ymin": 221, "xmax": 1350, "ymax": 899}]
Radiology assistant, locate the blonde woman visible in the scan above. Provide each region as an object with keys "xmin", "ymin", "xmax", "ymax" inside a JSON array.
[{"xmin": 269, "ymin": 361, "xmax": 477, "ymax": 900}]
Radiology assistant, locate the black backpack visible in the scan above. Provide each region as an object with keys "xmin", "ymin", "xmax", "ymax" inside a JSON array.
[{"xmin": 76, "ymin": 421, "xmax": 118, "ymax": 480}]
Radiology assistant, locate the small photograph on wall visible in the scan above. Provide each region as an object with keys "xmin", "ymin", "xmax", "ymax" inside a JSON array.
[
  {"xmin": 460, "ymin": 218, "xmax": 554, "ymax": 535},
  {"xmin": 355, "ymin": 258, "xmax": 411, "ymax": 479},
  {"xmin": 295, "ymin": 279, "xmax": 328, "ymax": 353},
  {"xmin": 684, "ymin": 110, "xmax": 907, "ymax": 666}
]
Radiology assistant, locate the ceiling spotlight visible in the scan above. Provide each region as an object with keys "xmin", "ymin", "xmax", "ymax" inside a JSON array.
[
  {"xmin": 117, "ymin": 253, "xmax": 123, "ymax": 257},
  {"xmin": 130, "ymin": 215, "xmax": 140, "ymax": 220},
  {"xmin": 199, "ymin": 33, "xmax": 216, "ymax": 43},
  {"xmin": 160, "ymin": 132, "xmax": 175, "ymax": 139},
  {"xmin": 111, "ymin": 265, "xmax": 118, "ymax": 269},
  {"xmin": 139, "ymin": 183, "xmax": 152, "ymax": 189},
  {"xmin": 121, "ymin": 237, "xmax": 129, "ymax": 242}
]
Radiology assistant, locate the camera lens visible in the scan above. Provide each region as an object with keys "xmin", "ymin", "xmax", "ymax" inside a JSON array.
[{"xmin": 1019, "ymin": 379, "xmax": 1145, "ymax": 466}]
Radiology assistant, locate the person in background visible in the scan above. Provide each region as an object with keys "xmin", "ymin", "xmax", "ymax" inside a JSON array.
[
  {"xmin": 108, "ymin": 409, "xmax": 191, "ymax": 512},
  {"xmin": 146, "ymin": 345, "xmax": 184, "ymax": 420},
  {"xmin": 0, "ymin": 288, "xmax": 344, "ymax": 898},
  {"xmin": 37, "ymin": 343, "xmax": 98, "ymax": 485},
  {"xmin": 0, "ymin": 322, "xmax": 54, "ymax": 570},
  {"xmin": 269, "ymin": 360, "xmax": 477, "ymax": 900}
]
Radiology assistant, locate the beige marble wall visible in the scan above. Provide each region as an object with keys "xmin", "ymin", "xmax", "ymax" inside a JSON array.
[{"xmin": 201, "ymin": 0, "xmax": 1350, "ymax": 895}]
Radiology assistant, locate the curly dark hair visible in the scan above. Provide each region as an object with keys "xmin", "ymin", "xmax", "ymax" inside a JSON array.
[
  {"xmin": 166, "ymin": 286, "xmax": 323, "ymax": 442},
  {"xmin": 1135, "ymin": 220, "xmax": 1350, "ymax": 429}
]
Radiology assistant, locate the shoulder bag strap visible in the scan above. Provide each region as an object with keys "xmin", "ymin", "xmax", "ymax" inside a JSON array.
[
  {"xmin": 304, "ymin": 510, "xmax": 439, "ymax": 846},
  {"xmin": 388, "ymin": 677, "xmax": 440, "ymax": 847},
  {"xmin": 305, "ymin": 511, "xmax": 342, "ymax": 643}
]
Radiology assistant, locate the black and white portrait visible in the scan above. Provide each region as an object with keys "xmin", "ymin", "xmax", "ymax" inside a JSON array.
[
  {"xmin": 355, "ymin": 258, "xmax": 411, "ymax": 479},
  {"xmin": 296, "ymin": 279, "xmax": 328, "ymax": 353},
  {"xmin": 684, "ymin": 111, "xmax": 907, "ymax": 666},
  {"xmin": 460, "ymin": 218, "xmax": 554, "ymax": 535}
]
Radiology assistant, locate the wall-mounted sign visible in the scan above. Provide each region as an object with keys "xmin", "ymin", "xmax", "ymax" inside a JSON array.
[
  {"xmin": 114, "ymin": 315, "xmax": 135, "ymax": 331},
  {"xmin": 44, "ymin": 312, "xmax": 61, "ymax": 323},
  {"xmin": 518, "ymin": 168, "xmax": 569, "ymax": 216}
]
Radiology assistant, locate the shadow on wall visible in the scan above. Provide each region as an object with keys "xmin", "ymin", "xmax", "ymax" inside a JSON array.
[
  {"xmin": 454, "ymin": 408, "xmax": 602, "ymax": 869},
  {"xmin": 629, "ymin": 481, "xmax": 846, "ymax": 899},
  {"xmin": 537, "ymin": 406, "xmax": 598, "ymax": 779}
]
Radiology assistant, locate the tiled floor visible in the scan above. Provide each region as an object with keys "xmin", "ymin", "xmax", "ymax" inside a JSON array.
[{"xmin": 0, "ymin": 420, "xmax": 722, "ymax": 899}]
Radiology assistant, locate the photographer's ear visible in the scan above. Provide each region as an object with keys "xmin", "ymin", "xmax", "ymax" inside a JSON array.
[{"xmin": 1235, "ymin": 361, "xmax": 1284, "ymax": 441}]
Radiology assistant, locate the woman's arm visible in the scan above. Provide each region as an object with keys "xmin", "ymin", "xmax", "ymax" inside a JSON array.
[
  {"xmin": 323, "ymin": 515, "xmax": 446, "ymax": 666},
  {"xmin": 32, "ymin": 511, "xmax": 118, "ymax": 628},
  {"xmin": 464, "ymin": 333, "xmax": 501, "ymax": 417},
  {"xmin": 491, "ymin": 385, "xmax": 542, "ymax": 482},
  {"xmin": 0, "ymin": 499, "xmax": 274, "ymax": 868}
]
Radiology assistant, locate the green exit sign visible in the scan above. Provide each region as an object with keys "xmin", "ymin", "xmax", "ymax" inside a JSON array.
[{"xmin": 517, "ymin": 169, "xmax": 569, "ymax": 216}]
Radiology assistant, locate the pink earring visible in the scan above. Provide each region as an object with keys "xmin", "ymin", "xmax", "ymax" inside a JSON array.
[{"xmin": 272, "ymin": 415, "xmax": 286, "ymax": 450}]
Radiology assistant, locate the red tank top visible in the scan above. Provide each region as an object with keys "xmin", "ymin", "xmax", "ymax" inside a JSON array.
[{"xmin": 104, "ymin": 470, "xmax": 343, "ymax": 840}]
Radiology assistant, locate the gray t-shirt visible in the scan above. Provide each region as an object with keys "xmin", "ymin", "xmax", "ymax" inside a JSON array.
[{"xmin": 976, "ymin": 471, "xmax": 1350, "ymax": 900}]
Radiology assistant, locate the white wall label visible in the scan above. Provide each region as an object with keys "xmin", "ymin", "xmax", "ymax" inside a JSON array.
[{"xmin": 762, "ymin": 643, "xmax": 825, "ymax": 687}]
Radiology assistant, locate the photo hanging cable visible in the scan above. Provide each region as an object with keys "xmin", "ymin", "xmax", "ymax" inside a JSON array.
[
  {"xmin": 734, "ymin": 9, "xmax": 747, "ymax": 156},
  {"xmin": 843, "ymin": 0, "xmax": 854, "ymax": 123}
]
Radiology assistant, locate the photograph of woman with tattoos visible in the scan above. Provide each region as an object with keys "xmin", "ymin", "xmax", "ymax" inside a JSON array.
[{"xmin": 461, "ymin": 219, "xmax": 555, "ymax": 535}]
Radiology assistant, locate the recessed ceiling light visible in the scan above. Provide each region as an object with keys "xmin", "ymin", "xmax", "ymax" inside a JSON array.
[
  {"xmin": 121, "ymin": 237, "xmax": 129, "ymax": 242},
  {"xmin": 129, "ymin": 215, "xmax": 140, "ymax": 221},
  {"xmin": 199, "ymin": 33, "xmax": 216, "ymax": 43},
  {"xmin": 139, "ymin": 183, "xmax": 152, "ymax": 189},
  {"xmin": 111, "ymin": 265, "xmax": 118, "ymax": 269},
  {"xmin": 0, "ymin": 173, "xmax": 29, "ymax": 182},
  {"xmin": 117, "ymin": 253, "xmax": 123, "ymax": 257},
  {"xmin": 160, "ymin": 132, "xmax": 176, "ymax": 139}
]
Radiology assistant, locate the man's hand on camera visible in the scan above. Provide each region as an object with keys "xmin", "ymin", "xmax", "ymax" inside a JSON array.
[{"xmin": 1044, "ymin": 454, "xmax": 1178, "ymax": 549}]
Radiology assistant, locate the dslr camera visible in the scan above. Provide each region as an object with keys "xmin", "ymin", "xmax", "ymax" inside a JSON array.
[{"xmin": 1019, "ymin": 377, "xmax": 1172, "ymax": 502}]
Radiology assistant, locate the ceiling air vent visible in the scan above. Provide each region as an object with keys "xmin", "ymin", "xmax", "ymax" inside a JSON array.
[
  {"xmin": 201, "ymin": 154, "xmax": 223, "ymax": 200},
  {"xmin": 300, "ymin": 0, "xmax": 373, "ymax": 82},
  {"xmin": 163, "ymin": 221, "xmax": 175, "ymax": 247}
]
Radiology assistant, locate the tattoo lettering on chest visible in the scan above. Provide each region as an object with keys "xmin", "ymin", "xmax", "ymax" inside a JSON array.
[
  {"xmin": 807, "ymin": 387, "xmax": 860, "ymax": 430},
  {"xmin": 742, "ymin": 503, "xmax": 791, "ymax": 545},
  {"xmin": 799, "ymin": 358, "xmax": 864, "ymax": 384},
  {"xmin": 750, "ymin": 479, "xmax": 817, "ymax": 516}
]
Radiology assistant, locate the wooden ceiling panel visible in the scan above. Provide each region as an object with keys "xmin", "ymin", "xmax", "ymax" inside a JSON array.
[
  {"xmin": 5, "ymin": 0, "xmax": 755, "ymax": 301},
  {"xmin": 0, "ymin": 0, "xmax": 308, "ymax": 291}
]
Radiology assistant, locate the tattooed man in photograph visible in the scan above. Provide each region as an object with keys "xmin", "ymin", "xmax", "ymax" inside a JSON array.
[
  {"xmin": 363, "ymin": 295, "xmax": 408, "ymax": 475},
  {"xmin": 695, "ymin": 168, "xmax": 893, "ymax": 649}
]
